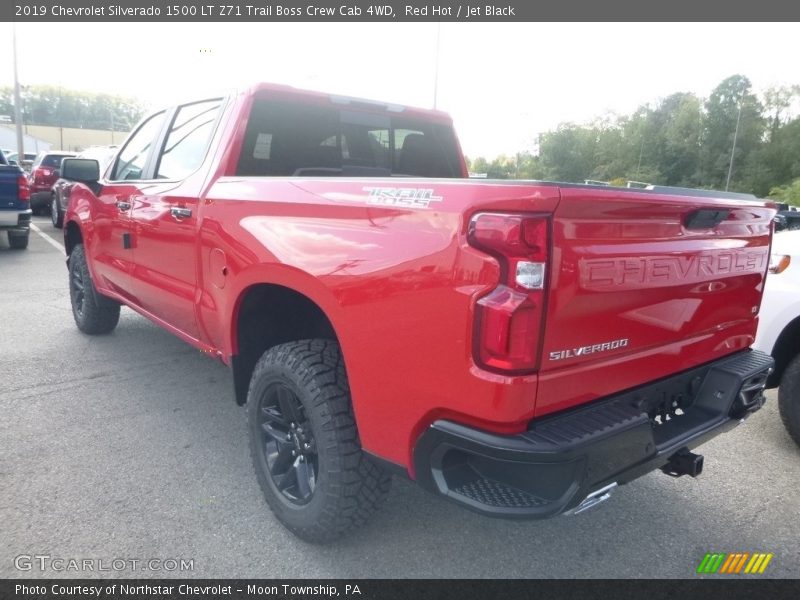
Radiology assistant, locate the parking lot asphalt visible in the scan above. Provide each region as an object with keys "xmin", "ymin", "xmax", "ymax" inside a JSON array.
[{"xmin": 2, "ymin": 216, "xmax": 799, "ymax": 579}]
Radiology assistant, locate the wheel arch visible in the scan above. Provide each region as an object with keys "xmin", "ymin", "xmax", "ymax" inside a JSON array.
[
  {"xmin": 64, "ymin": 220, "xmax": 83, "ymax": 258},
  {"xmin": 230, "ymin": 282, "xmax": 340, "ymax": 406},
  {"xmin": 768, "ymin": 315, "xmax": 800, "ymax": 388}
]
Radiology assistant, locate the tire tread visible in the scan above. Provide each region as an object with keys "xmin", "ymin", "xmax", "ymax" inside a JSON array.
[
  {"xmin": 778, "ymin": 354, "xmax": 800, "ymax": 447},
  {"xmin": 69, "ymin": 244, "xmax": 120, "ymax": 335},
  {"xmin": 247, "ymin": 339, "xmax": 391, "ymax": 543},
  {"xmin": 8, "ymin": 231, "xmax": 29, "ymax": 250}
]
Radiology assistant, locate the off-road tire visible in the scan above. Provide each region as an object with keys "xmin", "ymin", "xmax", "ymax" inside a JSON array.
[
  {"xmin": 8, "ymin": 231, "xmax": 28, "ymax": 249},
  {"xmin": 778, "ymin": 354, "xmax": 800, "ymax": 448},
  {"xmin": 247, "ymin": 339, "xmax": 391, "ymax": 543},
  {"xmin": 68, "ymin": 244, "xmax": 120, "ymax": 334}
]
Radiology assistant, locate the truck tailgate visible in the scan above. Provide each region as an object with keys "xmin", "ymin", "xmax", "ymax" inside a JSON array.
[
  {"xmin": 0, "ymin": 166, "xmax": 23, "ymax": 209},
  {"xmin": 536, "ymin": 186, "xmax": 774, "ymax": 416}
]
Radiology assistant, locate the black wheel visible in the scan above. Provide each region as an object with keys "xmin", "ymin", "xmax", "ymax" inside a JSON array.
[
  {"xmin": 7, "ymin": 231, "xmax": 28, "ymax": 250},
  {"xmin": 68, "ymin": 244, "xmax": 120, "ymax": 335},
  {"xmin": 51, "ymin": 194, "xmax": 63, "ymax": 228},
  {"xmin": 778, "ymin": 354, "xmax": 800, "ymax": 447},
  {"xmin": 247, "ymin": 340, "xmax": 391, "ymax": 543}
]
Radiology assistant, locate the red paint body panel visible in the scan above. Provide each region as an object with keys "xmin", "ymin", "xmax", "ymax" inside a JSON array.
[
  {"xmin": 536, "ymin": 188, "xmax": 773, "ymax": 416},
  {"xmin": 63, "ymin": 83, "xmax": 776, "ymax": 474},
  {"xmin": 198, "ymin": 178, "xmax": 560, "ymax": 466}
]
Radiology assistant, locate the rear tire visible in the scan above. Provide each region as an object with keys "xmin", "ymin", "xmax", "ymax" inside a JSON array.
[
  {"xmin": 247, "ymin": 339, "xmax": 391, "ymax": 543},
  {"xmin": 68, "ymin": 244, "xmax": 120, "ymax": 335},
  {"xmin": 51, "ymin": 194, "xmax": 63, "ymax": 228},
  {"xmin": 7, "ymin": 231, "xmax": 28, "ymax": 250},
  {"xmin": 778, "ymin": 354, "xmax": 800, "ymax": 448}
]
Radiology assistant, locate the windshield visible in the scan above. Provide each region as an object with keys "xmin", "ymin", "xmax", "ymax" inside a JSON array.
[
  {"xmin": 42, "ymin": 154, "xmax": 75, "ymax": 168},
  {"xmin": 78, "ymin": 147, "xmax": 117, "ymax": 175},
  {"xmin": 237, "ymin": 98, "xmax": 463, "ymax": 178}
]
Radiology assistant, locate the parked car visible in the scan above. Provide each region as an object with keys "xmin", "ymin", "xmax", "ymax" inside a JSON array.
[
  {"xmin": 0, "ymin": 148, "xmax": 31, "ymax": 249},
  {"xmin": 28, "ymin": 150, "xmax": 75, "ymax": 214},
  {"xmin": 772, "ymin": 203, "xmax": 800, "ymax": 232},
  {"xmin": 60, "ymin": 83, "xmax": 775, "ymax": 542},
  {"xmin": 753, "ymin": 229, "xmax": 800, "ymax": 447},
  {"xmin": 51, "ymin": 146, "xmax": 117, "ymax": 228},
  {"xmin": 5, "ymin": 151, "xmax": 37, "ymax": 172}
]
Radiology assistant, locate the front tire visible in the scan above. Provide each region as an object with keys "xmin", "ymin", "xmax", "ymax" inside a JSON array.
[
  {"xmin": 247, "ymin": 340, "xmax": 391, "ymax": 543},
  {"xmin": 51, "ymin": 194, "xmax": 63, "ymax": 228},
  {"xmin": 778, "ymin": 354, "xmax": 800, "ymax": 447},
  {"xmin": 68, "ymin": 244, "xmax": 120, "ymax": 334}
]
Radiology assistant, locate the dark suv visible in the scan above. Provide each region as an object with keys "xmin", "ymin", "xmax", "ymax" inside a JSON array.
[{"xmin": 28, "ymin": 151, "xmax": 75, "ymax": 214}]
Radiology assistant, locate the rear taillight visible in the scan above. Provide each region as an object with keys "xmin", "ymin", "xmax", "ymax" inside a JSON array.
[
  {"xmin": 468, "ymin": 213, "xmax": 550, "ymax": 374},
  {"xmin": 32, "ymin": 167, "xmax": 47, "ymax": 183},
  {"xmin": 18, "ymin": 175, "xmax": 29, "ymax": 202}
]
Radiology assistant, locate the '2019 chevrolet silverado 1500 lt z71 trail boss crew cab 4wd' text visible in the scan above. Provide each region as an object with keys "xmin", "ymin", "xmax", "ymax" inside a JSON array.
[{"xmin": 59, "ymin": 83, "xmax": 775, "ymax": 542}]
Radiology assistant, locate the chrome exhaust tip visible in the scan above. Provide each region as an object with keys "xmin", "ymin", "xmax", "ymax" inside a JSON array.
[{"xmin": 564, "ymin": 482, "xmax": 618, "ymax": 516}]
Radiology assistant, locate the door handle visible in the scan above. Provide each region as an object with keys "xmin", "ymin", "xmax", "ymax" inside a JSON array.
[
  {"xmin": 116, "ymin": 201, "xmax": 131, "ymax": 211},
  {"xmin": 171, "ymin": 207, "xmax": 192, "ymax": 219}
]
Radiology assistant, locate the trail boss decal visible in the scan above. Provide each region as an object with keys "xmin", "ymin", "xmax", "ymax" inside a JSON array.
[
  {"xmin": 549, "ymin": 338, "xmax": 629, "ymax": 361},
  {"xmin": 362, "ymin": 187, "xmax": 443, "ymax": 208}
]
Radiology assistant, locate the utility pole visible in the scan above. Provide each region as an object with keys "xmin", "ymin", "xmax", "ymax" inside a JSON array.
[
  {"xmin": 433, "ymin": 23, "xmax": 441, "ymax": 109},
  {"xmin": 59, "ymin": 87, "xmax": 64, "ymax": 150},
  {"xmin": 12, "ymin": 23, "xmax": 25, "ymax": 160},
  {"xmin": 725, "ymin": 88, "xmax": 744, "ymax": 192},
  {"xmin": 636, "ymin": 135, "xmax": 645, "ymax": 179}
]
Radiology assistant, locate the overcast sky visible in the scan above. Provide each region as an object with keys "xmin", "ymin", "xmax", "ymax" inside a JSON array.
[{"xmin": 1, "ymin": 22, "xmax": 798, "ymax": 157}]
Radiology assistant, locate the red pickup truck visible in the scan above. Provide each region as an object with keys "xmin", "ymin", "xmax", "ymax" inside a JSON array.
[{"xmin": 61, "ymin": 83, "xmax": 775, "ymax": 542}]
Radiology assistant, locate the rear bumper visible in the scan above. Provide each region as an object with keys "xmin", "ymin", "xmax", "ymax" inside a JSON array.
[
  {"xmin": 413, "ymin": 349, "xmax": 774, "ymax": 519},
  {"xmin": 0, "ymin": 209, "xmax": 31, "ymax": 232}
]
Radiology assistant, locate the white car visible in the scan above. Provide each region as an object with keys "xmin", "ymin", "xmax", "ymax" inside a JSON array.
[{"xmin": 754, "ymin": 228, "xmax": 800, "ymax": 446}]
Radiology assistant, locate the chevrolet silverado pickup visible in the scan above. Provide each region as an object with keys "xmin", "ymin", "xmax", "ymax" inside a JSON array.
[
  {"xmin": 0, "ymin": 148, "xmax": 31, "ymax": 249},
  {"xmin": 60, "ymin": 83, "xmax": 776, "ymax": 542}
]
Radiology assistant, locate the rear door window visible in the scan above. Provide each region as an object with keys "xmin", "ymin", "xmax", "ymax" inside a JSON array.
[
  {"xmin": 42, "ymin": 154, "xmax": 74, "ymax": 168},
  {"xmin": 236, "ymin": 98, "xmax": 462, "ymax": 178}
]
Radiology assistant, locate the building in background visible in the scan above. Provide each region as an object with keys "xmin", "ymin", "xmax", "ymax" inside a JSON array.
[{"xmin": 0, "ymin": 126, "xmax": 51, "ymax": 154}]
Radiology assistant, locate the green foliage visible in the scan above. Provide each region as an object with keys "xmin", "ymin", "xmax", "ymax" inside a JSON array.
[
  {"xmin": 539, "ymin": 124, "xmax": 598, "ymax": 183},
  {"xmin": 700, "ymin": 75, "xmax": 765, "ymax": 189},
  {"xmin": 0, "ymin": 85, "xmax": 145, "ymax": 131},
  {"xmin": 466, "ymin": 152, "xmax": 545, "ymax": 180},
  {"xmin": 769, "ymin": 179, "xmax": 800, "ymax": 206},
  {"xmin": 476, "ymin": 74, "xmax": 798, "ymax": 198}
]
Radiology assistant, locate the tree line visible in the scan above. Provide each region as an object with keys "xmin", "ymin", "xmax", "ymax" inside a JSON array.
[
  {"xmin": 467, "ymin": 75, "xmax": 800, "ymax": 204},
  {"xmin": 0, "ymin": 85, "xmax": 145, "ymax": 132}
]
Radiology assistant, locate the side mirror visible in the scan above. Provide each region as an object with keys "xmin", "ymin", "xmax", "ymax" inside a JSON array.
[{"xmin": 61, "ymin": 158, "xmax": 100, "ymax": 183}]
